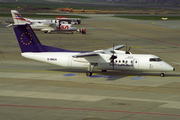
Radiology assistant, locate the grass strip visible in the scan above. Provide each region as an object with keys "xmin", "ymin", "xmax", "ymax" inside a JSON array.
[{"xmin": 114, "ymin": 15, "xmax": 180, "ymax": 20}]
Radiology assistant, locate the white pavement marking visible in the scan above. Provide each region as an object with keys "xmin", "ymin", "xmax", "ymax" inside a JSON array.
[
  {"xmin": 159, "ymin": 102, "xmax": 180, "ymax": 109},
  {"xmin": 0, "ymin": 90, "xmax": 180, "ymax": 109},
  {"xmin": 0, "ymin": 90, "xmax": 106, "ymax": 102}
]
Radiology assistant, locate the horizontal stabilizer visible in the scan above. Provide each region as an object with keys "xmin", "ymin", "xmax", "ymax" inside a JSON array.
[{"xmin": 6, "ymin": 24, "xmax": 13, "ymax": 27}]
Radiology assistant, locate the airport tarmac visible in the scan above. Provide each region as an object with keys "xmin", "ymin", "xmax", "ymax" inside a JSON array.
[{"xmin": 0, "ymin": 15, "xmax": 180, "ymax": 120}]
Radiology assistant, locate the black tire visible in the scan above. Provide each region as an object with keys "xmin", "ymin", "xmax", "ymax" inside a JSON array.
[
  {"xmin": 86, "ymin": 71, "xmax": 92, "ymax": 76},
  {"xmin": 160, "ymin": 73, "xmax": 165, "ymax": 77},
  {"xmin": 102, "ymin": 70, "xmax": 107, "ymax": 72}
]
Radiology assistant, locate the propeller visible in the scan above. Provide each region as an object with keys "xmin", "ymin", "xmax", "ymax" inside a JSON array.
[
  {"xmin": 110, "ymin": 44, "xmax": 117, "ymax": 70},
  {"xmin": 125, "ymin": 43, "xmax": 131, "ymax": 54}
]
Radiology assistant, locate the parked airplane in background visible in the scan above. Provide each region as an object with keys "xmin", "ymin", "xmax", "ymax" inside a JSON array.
[
  {"xmin": 56, "ymin": 16, "xmax": 81, "ymax": 25},
  {"xmin": 13, "ymin": 24, "xmax": 175, "ymax": 77},
  {"xmin": 9, "ymin": 10, "xmax": 86, "ymax": 34}
]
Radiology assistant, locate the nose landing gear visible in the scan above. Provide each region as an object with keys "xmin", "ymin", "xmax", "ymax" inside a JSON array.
[{"xmin": 86, "ymin": 63, "xmax": 97, "ymax": 76}]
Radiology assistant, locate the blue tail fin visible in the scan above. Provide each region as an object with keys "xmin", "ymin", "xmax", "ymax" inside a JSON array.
[
  {"xmin": 14, "ymin": 24, "xmax": 45, "ymax": 52},
  {"xmin": 13, "ymin": 24, "xmax": 75, "ymax": 53}
]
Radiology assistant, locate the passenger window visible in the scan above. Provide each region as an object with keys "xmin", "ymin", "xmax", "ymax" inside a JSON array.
[
  {"xmin": 135, "ymin": 61, "xmax": 137, "ymax": 63},
  {"xmin": 119, "ymin": 60, "xmax": 121, "ymax": 63},
  {"xmin": 123, "ymin": 60, "xmax": 125, "ymax": 63}
]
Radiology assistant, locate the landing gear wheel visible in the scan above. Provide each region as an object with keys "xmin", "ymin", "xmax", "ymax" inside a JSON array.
[
  {"xmin": 160, "ymin": 73, "xmax": 165, "ymax": 77},
  {"xmin": 102, "ymin": 70, "xmax": 107, "ymax": 72},
  {"xmin": 86, "ymin": 71, "xmax": 92, "ymax": 76}
]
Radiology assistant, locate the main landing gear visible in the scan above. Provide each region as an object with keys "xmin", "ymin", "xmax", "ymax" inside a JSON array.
[
  {"xmin": 86, "ymin": 63, "xmax": 97, "ymax": 76},
  {"xmin": 86, "ymin": 71, "xmax": 92, "ymax": 76},
  {"xmin": 160, "ymin": 72, "xmax": 165, "ymax": 77}
]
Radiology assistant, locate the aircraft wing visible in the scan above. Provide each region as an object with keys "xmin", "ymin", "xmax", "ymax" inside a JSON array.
[
  {"xmin": 43, "ymin": 23, "xmax": 55, "ymax": 26},
  {"xmin": 73, "ymin": 45, "xmax": 125, "ymax": 58},
  {"xmin": 41, "ymin": 27, "xmax": 55, "ymax": 33},
  {"xmin": 103, "ymin": 45, "xmax": 125, "ymax": 54},
  {"xmin": 73, "ymin": 52, "xmax": 99, "ymax": 58},
  {"xmin": 32, "ymin": 22, "xmax": 55, "ymax": 27}
]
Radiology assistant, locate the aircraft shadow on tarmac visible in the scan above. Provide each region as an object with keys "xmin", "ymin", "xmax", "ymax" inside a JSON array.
[
  {"xmin": 47, "ymin": 68, "xmax": 128, "ymax": 81},
  {"xmin": 47, "ymin": 68, "xmax": 180, "ymax": 81}
]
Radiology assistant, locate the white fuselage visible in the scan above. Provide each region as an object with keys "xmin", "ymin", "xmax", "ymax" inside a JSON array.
[
  {"xmin": 29, "ymin": 18, "xmax": 80, "ymax": 25},
  {"xmin": 18, "ymin": 18, "xmax": 78, "ymax": 32},
  {"xmin": 21, "ymin": 50, "xmax": 174, "ymax": 72},
  {"xmin": 29, "ymin": 20, "xmax": 78, "ymax": 32},
  {"xmin": 11, "ymin": 10, "xmax": 78, "ymax": 32}
]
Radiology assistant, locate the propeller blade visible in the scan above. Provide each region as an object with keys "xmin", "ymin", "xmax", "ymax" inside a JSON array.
[
  {"xmin": 113, "ymin": 44, "xmax": 114, "ymax": 70},
  {"xmin": 128, "ymin": 47, "xmax": 131, "ymax": 52},
  {"xmin": 126, "ymin": 43, "xmax": 127, "ymax": 52},
  {"xmin": 125, "ymin": 44, "xmax": 131, "ymax": 54},
  {"xmin": 109, "ymin": 44, "xmax": 117, "ymax": 70}
]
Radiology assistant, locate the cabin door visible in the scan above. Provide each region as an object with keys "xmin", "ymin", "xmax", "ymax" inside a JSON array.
[
  {"xmin": 68, "ymin": 57, "xmax": 72, "ymax": 67},
  {"xmin": 133, "ymin": 58, "xmax": 139, "ymax": 69}
]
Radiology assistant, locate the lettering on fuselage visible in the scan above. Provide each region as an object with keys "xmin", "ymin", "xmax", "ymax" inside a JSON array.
[
  {"xmin": 118, "ymin": 64, "xmax": 133, "ymax": 67},
  {"xmin": 109, "ymin": 57, "xmax": 134, "ymax": 67},
  {"xmin": 125, "ymin": 56, "xmax": 133, "ymax": 59},
  {"xmin": 34, "ymin": 26, "xmax": 45, "ymax": 28},
  {"xmin": 109, "ymin": 63, "xmax": 133, "ymax": 67},
  {"xmin": 61, "ymin": 25, "xmax": 69, "ymax": 29},
  {"xmin": 47, "ymin": 58, "xmax": 57, "ymax": 61}
]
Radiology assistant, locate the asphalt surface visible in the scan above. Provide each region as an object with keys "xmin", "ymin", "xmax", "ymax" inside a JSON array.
[{"xmin": 0, "ymin": 15, "xmax": 180, "ymax": 120}]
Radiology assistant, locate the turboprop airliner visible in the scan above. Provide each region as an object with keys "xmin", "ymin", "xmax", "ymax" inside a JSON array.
[
  {"xmin": 9, "ymin": 10, "xmax": 86, "ymax": 34},
  {"xmin": 13, "ymin": 24, "xmax": 175, "ymax": 77}
]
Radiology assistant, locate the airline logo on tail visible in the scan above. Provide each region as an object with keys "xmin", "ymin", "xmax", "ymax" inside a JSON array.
[
  {"xmin": 21, "ymin": 31, "xmax": 33, "ymax": 46},
  {"xmin": 13, "ymin": 13, "xmax": 27, "ymax": 22},
  {"xmin": 11, "ymin": 10, "xmax": 31, "ymax": 23},
  {"xmin": 14, "ymin": 24, "xmax": 44, "ymax": 52},
  {"xmin": 14, "ymin": 24, "xmax": 79, "ymax": 53}
]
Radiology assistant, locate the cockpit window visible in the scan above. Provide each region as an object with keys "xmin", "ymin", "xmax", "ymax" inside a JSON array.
[
  {"xmin": 149, "ymin": 58, "xmax": 162, "ymax": 62},
  {"xmin": 70, "ymin": 25, "xmax": 73, "ymax": 27}
]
